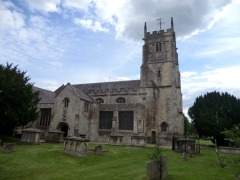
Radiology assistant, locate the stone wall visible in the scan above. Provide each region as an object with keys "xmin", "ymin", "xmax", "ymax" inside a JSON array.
[
  {"xmin": 218, "ymin": 146, "xmax": 240, "ymax": 154},
  {"xmin": 50, "ymin": 85, "xmax": 90, "ymax": 137}
]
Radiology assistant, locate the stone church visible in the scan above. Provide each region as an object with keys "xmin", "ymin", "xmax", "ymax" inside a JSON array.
[{"xmin": 32, "ymin": 18, "xmax": 184, "ymax": 146}]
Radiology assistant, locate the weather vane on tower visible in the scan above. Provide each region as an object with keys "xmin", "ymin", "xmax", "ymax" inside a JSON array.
[{"xmin": 156, "ymin": 18, "xmax": 164, "ymax": 30}]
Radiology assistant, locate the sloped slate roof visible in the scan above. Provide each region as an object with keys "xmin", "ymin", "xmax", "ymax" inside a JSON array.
[
  {"xmin": 33, "ymin": 86, "xmax": 55, "ymax": 104},
  {"xmin": 70, "ymin": 85, "xmax": 93, "ymax": 102},
  {"xmin": 73, "ymin": 80, "xmax": 140, "ymax": 95},
  {"xmin": 54, "ymin": 84, "xmax": 65, "ymax": 96},
  {"xmin": 34, "ymin": 80, "xmax": 141, "ymax": 104}
]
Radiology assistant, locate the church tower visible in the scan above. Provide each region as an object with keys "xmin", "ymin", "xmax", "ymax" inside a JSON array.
[{"xmin": 141, "ymin": 18, "xmax": 184, "ymax": 145}]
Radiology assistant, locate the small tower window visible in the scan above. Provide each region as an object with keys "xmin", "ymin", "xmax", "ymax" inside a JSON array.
[
  {"xmin": 157, "ymin": 70, "xmax": 161, "ymax": 78},
  {"xmin": 161, "ymin": 122, "xmax": 168, "ymax": 132},
  {"xmin": 156, "ymin": 42, "xmax": 162, "ymax": 52},
  {"xmin": 116, "ymin": 97, "xmax": 126, "ymax": 103},
  {"xmin": 159, "ymin": 42, "xmax": 162, "ymax": 51},
  {"xmin": 96, "ymin": 98, "xmax": 104, "ymax": 104},
  {"xmin": 63, "ymin": 97, "xmax": 69, "ymax": 108}
]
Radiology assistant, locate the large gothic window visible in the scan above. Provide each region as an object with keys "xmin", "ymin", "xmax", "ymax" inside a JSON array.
[
  {"xmin": 39, "ymin": 108, "xmax": 51, "ymax": 129},
  {"xmin": 161, "ymin": 122, "xmax": 168, "ymax": 132},
  {"xmin": 116, "ymin": 97, "xmax": 126, "ymax": 103},
  {"xmin": 119, "ymin": 111, "xmax": 134, "ymax": 130},
  {"xmin": 96, "ymin": 98, "xmax": 104, "ymax": 104},
  {"xmin": 99, "ymin": 111, "xmax": 113, "ymax": 129}
]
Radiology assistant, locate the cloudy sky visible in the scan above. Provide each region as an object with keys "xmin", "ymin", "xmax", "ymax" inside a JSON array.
[{"xmin": 0, "ymin": 0, "xmax": 240, "ymax": 115}]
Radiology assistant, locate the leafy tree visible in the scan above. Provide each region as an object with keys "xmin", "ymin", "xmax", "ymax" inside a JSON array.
[
  {"xmin": 222, "ymin": 124, "xmax": 240, "ymax": 147},
  {"xmin": 188, "ymin": 91, "xmax": 240, "ymax": 145},
  {"xmin": 0, "ymin": 63, "xmax": 39, "ymax": 137}
]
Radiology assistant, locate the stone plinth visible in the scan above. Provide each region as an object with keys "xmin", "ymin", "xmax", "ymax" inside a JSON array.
[
  {"xmin": 110, "ymin": 135, "xmax": 123, "ymax": 145},
  {"xmin": 172, "ymin": 137, "xmax": 200, "ymax": 154},
  {"xmin": 218, "ymin": 146, "xmax": 240, "ymax": 154},
  {"xmin": 131, "ymin": 135, "xmax": 145, "ymax": 146},
  {"xmin": 46, "ymin": 130, "xmax": 64, "ymax": 143},
  {"xmin": 21, "ymin": 128, "xmax": 41, "ymax": 144},
  {"xmin": 64, "ymin": 137, "xmax": 89, "ymax": 156}
]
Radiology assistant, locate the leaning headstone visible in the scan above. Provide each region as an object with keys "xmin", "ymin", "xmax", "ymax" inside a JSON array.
[
  {"xmin": 160, "ymin": 156, "xmax": 168, "ymax": 180},
  {"xmin": 21, "ymin": 128, "xmax": 41, "ymax": 144},
  {"xmin": 94, "ymin": 145, "xmax": 103, "ymax": 155},
  {"xmin": 147, "ymin": 160, "xmax": 161, "ymax": 180},
  {"xmin": 2, "ymin": 143, "xmax": 15, "ymax": 153}
]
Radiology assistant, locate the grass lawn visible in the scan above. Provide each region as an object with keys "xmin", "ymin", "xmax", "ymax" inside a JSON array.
[{"xmin": 0, "ymin": 143, "xmax": 239, "ymax": 180}]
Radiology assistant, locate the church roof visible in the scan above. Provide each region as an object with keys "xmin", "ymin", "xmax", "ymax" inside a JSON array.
[
  {"xmin": 73, "ymin": 80, "xmax": 140, "ymax": 95},
  {"xmin": 33, "ymin": 86, "xmax": 55, "ymax": 104},
  {"xmin": 70, "ymin": 85, "xmax": 93, "ymax": 102}
]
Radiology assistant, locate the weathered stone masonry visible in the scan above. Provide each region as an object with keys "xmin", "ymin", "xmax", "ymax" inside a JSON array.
[{"xmin": 33, "ymin": 18, "xmax": 184, "ymax": 146}]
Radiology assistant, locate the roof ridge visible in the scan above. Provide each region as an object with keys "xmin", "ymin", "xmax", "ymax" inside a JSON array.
[
  {"xmin": 72, "ymin": 79, "xmax": 140, "ymax": 86},
  {"xmin": 33, "ymin": 86, "xmax": 54, "ymax": 93}
]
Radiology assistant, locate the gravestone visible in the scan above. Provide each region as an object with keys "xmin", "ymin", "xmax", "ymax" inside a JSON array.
[
  {"xmin": 147, "ymin": 156, "xmax": 168, "ymax": 180},
  {"xmin": 94, "ymin": 145, "xmax": 103, "ymax": 155}
]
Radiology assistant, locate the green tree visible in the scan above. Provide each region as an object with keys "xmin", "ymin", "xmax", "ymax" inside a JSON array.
[
  {"xmin": 0, "ymin": 63, "xmax": 39, "ymax": 137},
  {"xmin": 188, "ymin": 91, "xmax": 240, "ymax": 145},
  {"xmin": 222, "ymin": 124, "xmax": 240, "ymax": 147}
]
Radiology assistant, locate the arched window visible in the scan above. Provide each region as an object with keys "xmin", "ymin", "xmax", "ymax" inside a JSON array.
[
  {"xmin": 161, "ymin": 122, "xmax": 168, "ymax": 132},
  {"xmin": 63, "ymin": 97, "xmax": 69, "ymax": 108},
  {"xmin": 96, "ymin": 98, "xmax": 104, "ymax": 104},
  {"xmin": 116, "ymin": 97, "xmax": 126, "ymax": 103}
]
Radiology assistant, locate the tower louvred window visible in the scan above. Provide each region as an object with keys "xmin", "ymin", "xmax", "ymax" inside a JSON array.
[{"xmin": 156, "ymin": 42, "xmax": 162, "ymax": 52}]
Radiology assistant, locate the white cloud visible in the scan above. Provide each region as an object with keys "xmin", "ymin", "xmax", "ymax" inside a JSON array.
[
  {"xmin": 89, "ymin": 0, "xmax": 232, "ymax": 40},
  {"xmin": 23, "ymin": 0, "xmax": 233, "ymax": 40},
  {"xmin": 0, "ymin": 3, "xmax": 68, "ymax": 70},
  {"xmin": 24, "ymin": 0, "xmax": 61, "ymax": 13},
  {"xmin": 74, "ymin": 18, "xmax": 108, "ymax": 32},
  {"xmin": 0, "ymin": 1, "xmax": 25, "ymax": 30},
  {"xmin": 62, "ymin": 0, "xmax": 91, "ymax": 11}
]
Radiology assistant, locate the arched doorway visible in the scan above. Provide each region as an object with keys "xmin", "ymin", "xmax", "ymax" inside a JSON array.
[{"xmin": 57, "ymin": 122, "xmax": 69, "ymax": 137}]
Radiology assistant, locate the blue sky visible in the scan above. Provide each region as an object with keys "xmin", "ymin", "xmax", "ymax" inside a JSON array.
[{"xmin": 0, "ymin": 0, "xmax": 240, "ymax": 115}]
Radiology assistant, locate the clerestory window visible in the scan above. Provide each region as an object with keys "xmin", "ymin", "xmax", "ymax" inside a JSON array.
[{"xmin": 116, "ymin": 97, "xmax": 126, "ymax": 103}]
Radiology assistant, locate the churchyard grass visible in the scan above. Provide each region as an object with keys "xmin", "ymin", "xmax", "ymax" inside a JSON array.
[{"xmin": 0, "ymin": 143, "xmax": 239, "ymax": 180}]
